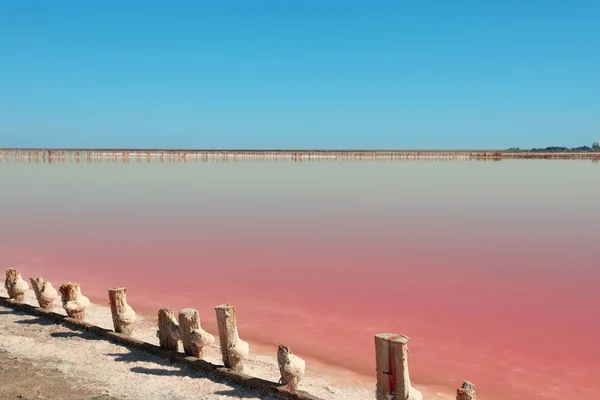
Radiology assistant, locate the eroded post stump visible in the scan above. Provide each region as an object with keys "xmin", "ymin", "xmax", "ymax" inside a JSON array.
[
  {"xmin": 5, "ymin": 268, "xmax": 29, "ymax": 302},
  {"xmin": 178, "ymin": 308, "xmax": 215, "ymax": 358},
  {"xmin": 30, "ymin": 277, "xmax": 58, "ymax": 310},
  {"xmin": 108, "ymin": 288, "xmax": 136, "ymax": 335},
  {"xmin": 59, "ymin": 282, "xmax": 90, "ymax": 321},
  {"xmin": 277, "ymin": 343, "xmax": 305, "ymax": 390},
  {"xmin": 375, "ymin": 333, "xmax": 395, "ymax": 400},
  {"xmin": 179, "ymin": 308, "xmax": 200, "ymax": 355},
  {"xmin": 157, "ymin": 308, "xmax": 181, "ymax": 351},
  {"xmin": 390, "ymin": 335, "xmax": 422, "ymax": 400},
  {"xmin": 215, "ymin": 304, "xmax": 249, "ymax": 372},
  {"xmin": 375, "ymin": 333, "xmax": 422, "ymax": 400},
  {"xmin": 457, "ymin": 381, "xmax": 476, "ymax": 400}
]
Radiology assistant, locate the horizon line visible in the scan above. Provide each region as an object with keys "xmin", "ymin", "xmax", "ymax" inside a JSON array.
[{"xmin": 0, "ymin": 147, "xmax": 509, "ymax": 152}]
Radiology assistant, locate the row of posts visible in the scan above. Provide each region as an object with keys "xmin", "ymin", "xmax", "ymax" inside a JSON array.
[{"xmin": 4, "ymin": 268, "xmax": 475, "ymax": 399}]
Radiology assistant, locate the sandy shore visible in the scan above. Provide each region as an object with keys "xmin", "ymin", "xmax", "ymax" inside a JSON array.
[
  {"xmin": 0, "ymin": 348, "xmax": 120, "ymax": 400},
  {"xmin": 0, "ymin": 286, "xmax": 452, "ymax": 400}
]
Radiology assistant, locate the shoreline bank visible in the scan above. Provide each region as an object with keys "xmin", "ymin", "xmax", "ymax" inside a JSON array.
[{"xmin": 0, "ymin": 284, "xmax": 454, "ymax": 400}]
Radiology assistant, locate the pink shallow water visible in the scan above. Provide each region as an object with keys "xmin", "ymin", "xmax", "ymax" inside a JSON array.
[{"xmin": 1, "ymin": 159, "xmax": 599, "ymax": 399}]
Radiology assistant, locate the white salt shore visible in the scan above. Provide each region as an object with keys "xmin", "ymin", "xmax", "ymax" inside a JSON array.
[{"xmin": 0, "ymin": 286, "xmax": 452, "ymax": 400}]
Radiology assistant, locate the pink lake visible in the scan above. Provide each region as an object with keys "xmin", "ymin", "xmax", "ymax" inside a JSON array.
[{"xmin": 1, "ymin": 158, "xmax": 599, "ymax": 399}]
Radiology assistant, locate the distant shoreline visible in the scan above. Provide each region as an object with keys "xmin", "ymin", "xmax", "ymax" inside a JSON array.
[
  {"xmin": 1, "ymin": 147, "xmax": 599, "ymax": 153},
  {"xmin": 1, "ymin": 148, "xmax": 599, "ymax": 160}
]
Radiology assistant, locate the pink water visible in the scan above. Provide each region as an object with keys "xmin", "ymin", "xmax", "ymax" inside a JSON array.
[{"xmin": 1, "ymin": 159, "xmax": 599, "ymax": 399}]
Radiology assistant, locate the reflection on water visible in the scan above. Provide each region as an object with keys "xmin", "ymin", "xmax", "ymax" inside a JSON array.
[{"xmin": 1, "ymin": 159, "xmax": 599, "ymax": 400}]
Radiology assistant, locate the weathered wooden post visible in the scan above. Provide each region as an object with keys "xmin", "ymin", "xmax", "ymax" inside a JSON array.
[
  {"xmin": 4, "ymin": 268, "xmax": 29, "ymax": 302},
  {"xmin": 375, "ymin": 333, "xmax": 395, "ymax": 400},
  {"xmin": 277, "ymin": 343, "xmax": 305, "ymax": 389},
  {"xmin": 179, "ymin": 308, "xmax": 200, "ymax": 356},
  {"xmin": 59, "ymin": 282, "xmax": 90, "ymax": 321},
  {"xmin": 457, "ymin": 381, "xmax": 476, "ymax": 400},
  {"xmin": 375, "ymin": 333, "xmax": 422, "ymax": 400},
  {"xmin": 390, "ymin": 335, "xmax": 422, "ymax": 400},
  {"xmin": 29, "ymin": 277, "xmax": 58, "ymax": 309},
  {"xmin": 215, "ymin": 304, "xmax": 249, "ymax": 372},
  {"xmin": 157, "ymin": 308, "xmax": 181, "ymax": 351},
  {"xmin": 108, "ymin": 288, "xmax": 136, "ymax": 335},
  {"xmin": 178, "ymin": 308, "xmax": 215, "ymax": 358}
]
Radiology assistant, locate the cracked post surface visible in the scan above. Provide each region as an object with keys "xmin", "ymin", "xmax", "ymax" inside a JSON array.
[
  {"xmin": 277, "ymin": 343, "xmax": 306, "ymax": 390},
  {"xmin": 59, "ymin": 282, "xmax": 90, "ymax": 321},
  {"xmin": 157, "ymin": 308, "xmax": 180, "ymax": 351},
  {"xmin": 178, "ymin": 308, "xmax": 214, "ymax": 359},
  {"xmin": 5, "ymin": 268, "xmax": 29, "ymax": 302},
  {"xmin": 215, "ymin": 304, "xmax": 249, "ymax": 372},
  {"xmin": 30, "ymin": 277, "xmax": 58, "ymax": 310},
  {"xmin": 456, "ymin": 381, "xmax": 476, "ymax": 400},
  {"xmin": 108, "ymin": 288, "xmax": 136, "ymax": 335},
  {"xmin": 375, "ymin": 333, "xmax": 422, "ymax": 400}
]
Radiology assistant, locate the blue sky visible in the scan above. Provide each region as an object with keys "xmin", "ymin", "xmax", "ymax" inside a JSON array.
[{"xmin": 0, "ymin": 0, "xmax": 598, "ymax": 149}]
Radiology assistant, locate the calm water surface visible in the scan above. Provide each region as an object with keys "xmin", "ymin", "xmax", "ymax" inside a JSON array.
[{"xmin": 1, "ymin": 159, "xmax": 599, "ymax": 400}]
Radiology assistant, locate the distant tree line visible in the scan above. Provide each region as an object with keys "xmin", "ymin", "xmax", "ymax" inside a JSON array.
[{"xmin": 507, "ymin": 142, "xmax": 600, "ymax": 153}]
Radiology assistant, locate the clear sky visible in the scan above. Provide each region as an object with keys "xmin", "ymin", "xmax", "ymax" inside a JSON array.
[{"xmin": 0, "ymin": 0, "xmax": 598, "ymax": 149}]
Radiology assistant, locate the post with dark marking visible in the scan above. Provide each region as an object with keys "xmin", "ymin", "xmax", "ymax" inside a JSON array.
[
  {"xmin": 374, "ymin": 333, "xmax": 422, "ymax": 400},
  {"xmin": 375, "ymin": 333, "xmax": 395, "ymax": 400}
]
